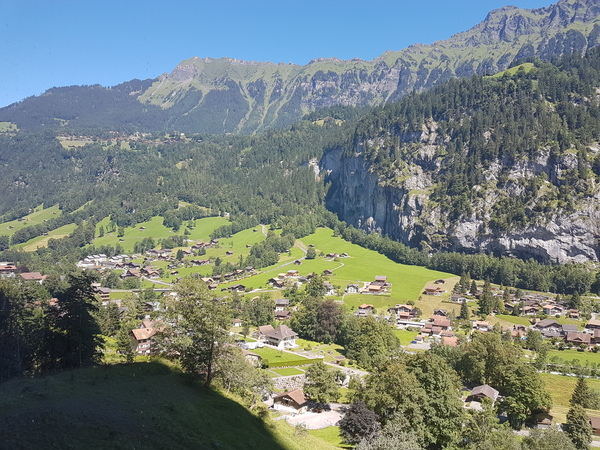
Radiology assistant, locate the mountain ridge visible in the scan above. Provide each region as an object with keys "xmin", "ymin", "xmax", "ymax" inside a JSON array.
[{"xmin": 1, "ymin": 0, "xmax": 600, "ymax": 134}]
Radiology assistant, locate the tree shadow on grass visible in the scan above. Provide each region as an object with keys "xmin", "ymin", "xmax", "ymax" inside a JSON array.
[{"xmin": 0, "ymin": 361, "xmax": 288, "ymax": 449}]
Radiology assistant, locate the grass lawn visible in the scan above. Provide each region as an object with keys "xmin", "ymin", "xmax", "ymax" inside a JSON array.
[
  {"xmin": 491, "ymin": 314, "xmax": 532, "ymax": 326},
  {"xmin": 541, "ymin": 372, "xmax": 600, "ymax": 423},
  {"xmin": 296, "ymin": 228, "xmax": 453, "ymax": 307},
  {"xmin": 272, "ymin": 367, "xmax": 305, "ymax": 376},
  {"xmin": 394, "ymin": 329, "xmax": 420, "ymax": 345},
  {"xmin": 548, "ymin": 349, "xmax": 600, "ymax": 365},
  {"xmin": 0, "ymin": 204, "xmax": 61, "ymax": 237},
  {"xmin": 16, "ymin": 223, "xmax": 77, "ymax": 251},
  {"xmin": 0, "ymin": 361, "xmax": 338, "ymax": 450},
  {"xmin": 252, "ymin": 347, "xmax": 312, "ymax": 364},
  {"xmin": 309, "ymin": 427, "xmax": 350, "ymax": 449}
]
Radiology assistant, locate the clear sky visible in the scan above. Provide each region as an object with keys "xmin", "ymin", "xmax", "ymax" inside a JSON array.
[{"xmin": 1, "ymin": 0, "xmax": 552, "ymax": 107}]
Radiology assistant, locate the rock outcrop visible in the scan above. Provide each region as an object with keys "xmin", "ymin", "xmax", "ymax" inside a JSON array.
[{"xmin": 321, "ymin": 133, "xmax": 600, "ymax": 264}]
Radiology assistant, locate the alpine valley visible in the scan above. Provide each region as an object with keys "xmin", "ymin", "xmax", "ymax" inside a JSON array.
[{"xmin": 1, "ymin": 0, "xmax": 600, "ymax": 266}]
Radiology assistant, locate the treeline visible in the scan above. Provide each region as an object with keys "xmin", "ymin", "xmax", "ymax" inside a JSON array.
[{"xmin": 0, "ymin": 272, "xmax": 103, "ymax": 382}]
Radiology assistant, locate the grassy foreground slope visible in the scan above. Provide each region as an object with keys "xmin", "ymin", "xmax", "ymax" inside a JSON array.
[{"xmin": 0, "ymin": 362, "xmax": 337, "ymax": 450}]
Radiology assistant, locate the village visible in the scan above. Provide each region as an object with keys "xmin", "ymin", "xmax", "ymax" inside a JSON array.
[{"xmin": 4, "ymin": 222, "xmax": 600, "ymax": 443}]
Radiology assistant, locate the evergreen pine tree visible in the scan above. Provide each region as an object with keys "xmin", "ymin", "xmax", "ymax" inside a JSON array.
[
  {"xmin": 470, "ymin": 280, "xmax": 478, "ymax": 296},
  {"xmin": 460, "ymin": 300, "xmax": 470, "ymax": 320},
  {"xmin": 565, "ymin": 404, "xmax": 592, "ymax": 449}
]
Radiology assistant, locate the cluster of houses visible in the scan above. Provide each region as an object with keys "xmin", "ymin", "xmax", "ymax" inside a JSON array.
[
  {"xmin": 0, "ymin": 263, "xmax": 46, "ymax": 283},
  {"xmin": 345, "ymin": 275, "xmax": 392, "ymax": 295},
  {"xmin": 77, "ymin": 254, "xmax": 131, "ymax": 270}
]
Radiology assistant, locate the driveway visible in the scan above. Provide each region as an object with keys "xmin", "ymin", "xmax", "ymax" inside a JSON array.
[{"xmin": 286, "ymin": 410, "xmax": 342, "ymax": 429}]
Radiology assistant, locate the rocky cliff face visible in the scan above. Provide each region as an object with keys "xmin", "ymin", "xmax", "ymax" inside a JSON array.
[{"xmin": 321, "ymin": 131, "xmax": 600, "ymax": 264}]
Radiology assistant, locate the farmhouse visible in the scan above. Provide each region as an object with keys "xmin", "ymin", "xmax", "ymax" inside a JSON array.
[
  {"xmin": 274, "ymin": 298, "xmax": 290, "ymax": 311},
  {"xmin": 424, "ymin": 286, "xmax": 443, "ymax": 296},
  {"xmin": 566, "ymin": 331, "xmax": 591, "ymax": 346},
  {"xmin": 130, "ymin": 321, "xmax": 163, "ymax": 355},
  {"xmin": 355, "ymin": 304, "xmax": 375, "ymax": 317},
  {"xmin": 273, "ymin": 389, "xmax": 308, "ymax": 413},
  {"xmin": 256, "ymin": 324, "xmax": 298, "ymax": 349},
  {"xmin": 467, "ymin": 384, "xmax": 500, "ymax": 403},
  {"xmin": 346, "ymin": 284, "xmax": 359, "ymax": 294},
  {"xmin": 585, "ymin": 319, "xmax": 600, "ymax": 333},
  {"xmin": 265, "ymin": 325, "xmax": 298, "ymax": 348},
  {"xmin": 20, "ymin": 272, "xmax": 47, "ymax": 284},
  {"xmin": 0, "ymin": 264, "xmax": 16, "ymax": 278}
]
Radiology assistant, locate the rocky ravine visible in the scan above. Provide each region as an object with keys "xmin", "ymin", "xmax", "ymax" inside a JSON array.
[{"xmin": 320, "ymin": 142, "xmax": 600, "ymax": 264}]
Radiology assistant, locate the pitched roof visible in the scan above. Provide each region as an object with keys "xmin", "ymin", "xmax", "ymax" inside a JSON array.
[
  {"xmin": 587, "ymin": 319, "xmax": 600, "ymax": 328},
  {"xmin": 274, "ymin": 389, "xmax": 307, "ymax": 406},
  {"xmin": 131, "ymin": 327, "xmax": 157, "ymax": 341},
  {"xmin": 566, "ymin": 331, "xmax": 591, "ymax": 344},
  {"xmin": 590, "ymin": 416, "xmax": 600, "ymax": 430},
  {"xmin": 535, "ymin": 319, "xmax": 559, "ymax": 328},
  {"xmin": 432, "ymin": 316, "xmax": 451, "ymax": 328},
  {"xmin": 265, "ymin": 325, "xmax": 297, "ymax": 340},
  {"xmin": 257, "ymin": 325, "xmax": 274, "ymax": 335},
  {"xmin": 20, "ymin": 272, "xmax": 46, "ymax": 281},
  {"xmin": 470, "ymin": 384, "xmax": 499, "ymax": 401}
]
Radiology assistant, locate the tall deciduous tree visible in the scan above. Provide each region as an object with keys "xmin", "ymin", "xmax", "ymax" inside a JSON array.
[
  {"xmin": 315, "ymin": 299, "xmax": 344, "ymax": 343},
  {"xmin": 158, "ymin": 277, "xmax": 231, "ymax": 388},
  {"xmin": 523, "ymin": 426, "xmax": 577, "ymax": 450},
  {"xmin": 303, "ymin": 360, "xmax": 339, "ymax": 403},
  {"xmin": 338, "ymin": 401, "xmax": 380, "ymax": 445},
  {"xmin": 243, "ymin": 294, "xmax": 275, "ymax": 327}
]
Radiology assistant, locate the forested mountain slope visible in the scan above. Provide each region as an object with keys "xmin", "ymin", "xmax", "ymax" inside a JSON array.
[
  {"xmin": 1, "ymin": 0, "xmax": 600, "ymax": 134},
  {"xmin": 322, "ymin": 50, "xmax": 600, "ymax": 263},
  {"xmin": 3, "ymin": 48, "xmax": 600, "ymax": 265}
]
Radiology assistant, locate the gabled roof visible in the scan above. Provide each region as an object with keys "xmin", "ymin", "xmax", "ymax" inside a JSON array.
[
  {"xmin": 470, "ymin": 384, "xmax": 499, "ymax": 402},
  {"xmin": 131, "ymin": 327, "xmax": 157, "ymax": 341},
  {"xmin": 590, "ymin": 416, "xmax": 600, "ymax": 430},
  {"xmin": 566, "ymin": 331, "xmax": 591, "ymax": 344},
  {"xmin": 274, "ymin": 389, "xmax": 307, "ymax": 406},
  {"xmin": 535, "ymin": 319, "xmax": 559, "ymax": 329},
  {"xmin": 432, "ymin": 316, "xmax": 451, "ymax": 328}
]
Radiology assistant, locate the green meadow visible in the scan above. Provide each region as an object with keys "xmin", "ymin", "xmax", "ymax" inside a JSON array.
[
  {"xmin": 91, "ymin": 215, "xmax": 229, "ymax": 253},
  {"xmin": 293, "ymin": 228, "xmax": 453, "ymax": 307},
  {"xmin": 0, "ymin": 204, "xmax": 62, "ymax": 237},
  {"xmin": 18, "ymin": 223, "xmax": 78, "ymax": 251}
]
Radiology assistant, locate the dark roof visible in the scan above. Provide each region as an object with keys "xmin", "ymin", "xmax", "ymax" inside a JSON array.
[
  {"xmin": 566, "ymin": 331, "xmax": 591, "ymax": 344},
  {"xmin": 535, "ymin": 319, "xmax": 559, "ymax": 329},
  {"xmin": 265, "ymin": 325, "xmax": 297, "ymax": 340},
  {"xmin": 562, "ymin": 324, "xmax": 579, "ymax": 333}
]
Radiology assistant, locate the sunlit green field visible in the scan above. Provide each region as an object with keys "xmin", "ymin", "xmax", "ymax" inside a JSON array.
[
  {"xmin": 18, "ymin": 223, "xmax": 78, "ymax": 251},
  {"xmin": 0, "ymin": 204, "xmax": 62, "ymax": 237}
]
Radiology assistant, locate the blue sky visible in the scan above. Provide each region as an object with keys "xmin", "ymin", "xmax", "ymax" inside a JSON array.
[{"xmin": 1, "ymin": 0, "xmax": 551, "ymax": 107}]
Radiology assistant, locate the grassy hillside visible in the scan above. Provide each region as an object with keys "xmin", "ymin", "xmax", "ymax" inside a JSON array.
[
  {"xmin": 0, "ymin": 204, "xmax": 61, "ymax": 237},
  {"xmin": 0, "ymin": 361, "xmax": 339, "ymax": 450}
]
